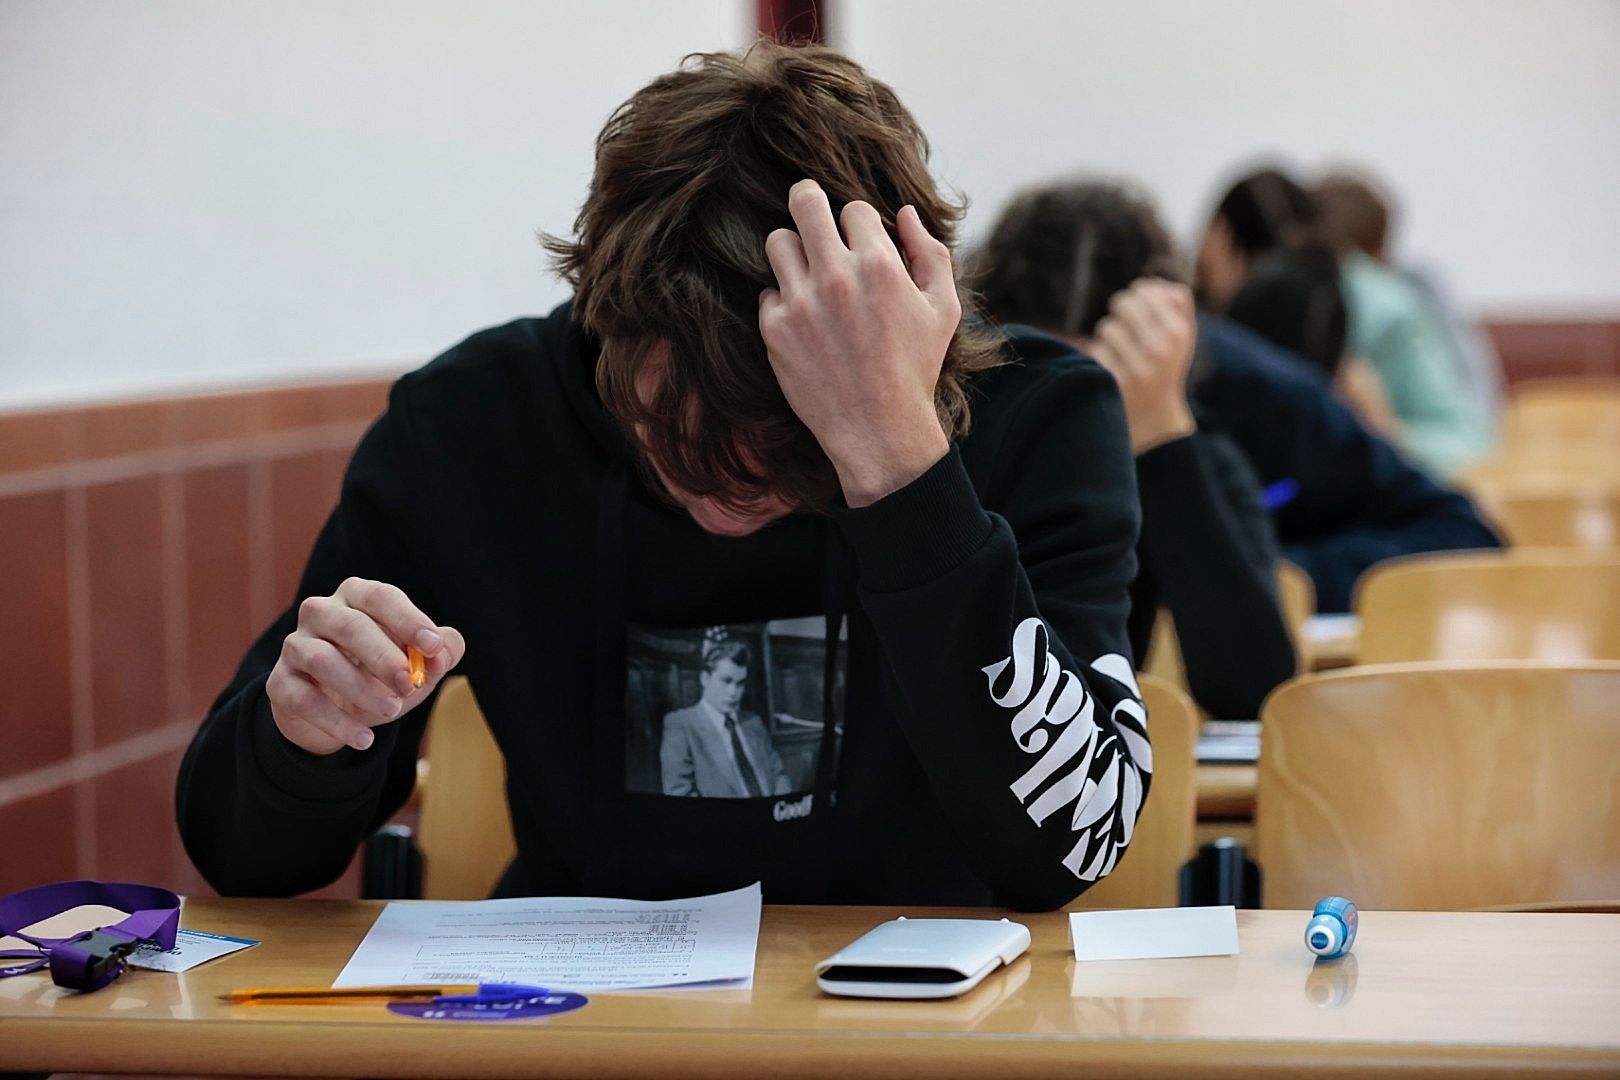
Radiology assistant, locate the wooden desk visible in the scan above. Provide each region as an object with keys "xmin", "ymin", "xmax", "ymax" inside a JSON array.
[
  {"xmin": 1305, "ymin": 613, "xmax": 1361, "ymax": 670},
  {"xmin": 3, "ymin": 900, "xmax": 1618, "ymax": 1078},
  {"xmin": 1196, "ymin": 762, "xmax": 1257, "ymax": 820}
]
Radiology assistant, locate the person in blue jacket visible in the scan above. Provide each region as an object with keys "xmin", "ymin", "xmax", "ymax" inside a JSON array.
[{"xmin": 975, "ymin": 179, "xmax": 1500, "ymax": 615}]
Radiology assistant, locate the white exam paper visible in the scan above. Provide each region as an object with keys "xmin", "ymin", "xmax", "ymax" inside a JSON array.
[
  {"xmin": 332, "ymin": 883, "xmax": 761, "ymax": 992},
  {"xmin": 130, "ymin": 929, "xmax": 259, "ymax": 973},
  {"xmin": 1069, "ymin": 906, "xmax": 1239, "ymax": 962},
  {"xmin": 1305, "ymin": 613, "xmax": 1361, "ymax": 645}
]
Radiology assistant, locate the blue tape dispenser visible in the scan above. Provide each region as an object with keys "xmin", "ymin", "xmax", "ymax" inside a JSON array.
[{"xmin": 1304, "ymin": 896, "xmax": 1358, "ymax": 959}]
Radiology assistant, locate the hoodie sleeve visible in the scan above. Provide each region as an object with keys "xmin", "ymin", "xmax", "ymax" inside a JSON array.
[
  {"xmin": 1135, "ymin": 432, "xmax": 1296, "ymax": 719},
  {"xmin": 833, "ymin": 362, "xmax": 1148, "ymax": 911},
  {"xmin": 175, "ymin": 381, "xmax": 439, "ymax": 897}
]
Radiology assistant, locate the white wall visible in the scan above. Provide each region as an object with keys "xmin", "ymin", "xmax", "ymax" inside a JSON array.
[
  {"xmin": 838, "ymin": 0, "xmax": 1620, "ymax": 317},
  {"xmin": 4, "ymin": 1, "xmax": 1618, "ymax": 410},
  {"xmin": 0, "ymin": 0, "xmax": 750, "ymax": 409}
]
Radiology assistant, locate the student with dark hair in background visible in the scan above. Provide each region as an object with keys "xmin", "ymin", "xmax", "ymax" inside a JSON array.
[
  {"xmin": 976, "ymin": 178, "xmax": 1500, "ymax": 620},
  {"xmin": 976, "ymin": 182, "xmax": 1295, "ymax": 720},
  {"xmin": 1198, "ymin": 166, "xmax": 1398, "ymax": 439},
  {"xmin": 1224, "ymin": 244, "xmax": 1402, "ymax": 441},
  {"xmin": 1224, "ymin": 244, "xmax": 1347, "ymax": 378},
  {"xmin": 1195, "ymin": 167, "xmax": 1320, "ymax": 311},
  {"xmin": 1201, "ymin": 166, "xmax": 1487, "ymax": 479},
  {"xmin": 176, "ymin": 45, "xmax": 1154, "ymax": 910}
]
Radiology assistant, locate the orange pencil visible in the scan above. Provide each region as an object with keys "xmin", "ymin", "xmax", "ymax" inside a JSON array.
[
  {"xmin": 407, "ymin": 645, "xmax": 426, "ymax": 689},
  {"xmin": 225, "ymin": 984, "xmax": 476, "ymax": 1005}
]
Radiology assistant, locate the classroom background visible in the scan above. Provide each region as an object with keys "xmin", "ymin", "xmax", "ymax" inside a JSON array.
[{"xmin": 3, "ymin": 0, "xmax": 1619, "ymax": 903}]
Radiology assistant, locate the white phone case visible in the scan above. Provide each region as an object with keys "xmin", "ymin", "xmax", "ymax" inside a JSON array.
[{"xmin": 814, "ymin": 917, "xmax": 1031, "ymax": 999}]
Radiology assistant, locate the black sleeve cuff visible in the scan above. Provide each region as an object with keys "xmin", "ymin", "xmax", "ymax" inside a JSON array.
[
  {"xmin": 832, "ymin": 447, "xmax": 995, "ymax": 593},
  {"xmin": 1134, "ymin": 435, "xmax": 1207, "ymax": 519},
  {"xmin": 248, "ymin": 679, "xmax": 396, "ymax": 805}
]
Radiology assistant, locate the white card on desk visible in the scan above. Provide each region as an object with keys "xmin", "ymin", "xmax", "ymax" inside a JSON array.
[
  {"xmin": 1069, "ymin": 906, "xmax": 1239, "ymax": 962},
  {"xmin": 130, "ymin": 929, "xmax": 259, "ymax": 973}
]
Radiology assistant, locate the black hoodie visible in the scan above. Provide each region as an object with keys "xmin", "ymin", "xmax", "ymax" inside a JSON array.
[{"xmin": 176, "ymin": 306, "xmax": 1151, "ymax": 911}]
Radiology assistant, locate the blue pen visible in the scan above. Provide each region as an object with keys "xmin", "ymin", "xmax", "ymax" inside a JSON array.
[
  {"xmin": 1304, "ymin": 896, "xmax": 1358, "ymax": 959},
  {"xmin": 1261, "ymin": 478, "xmax": 1300, "ymax": 512}
]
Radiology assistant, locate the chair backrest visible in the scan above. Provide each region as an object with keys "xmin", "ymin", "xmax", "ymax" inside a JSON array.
[
  {"xmin": 1276, "ymin": 559, "xmax": 1315, "ymax": 666},
  {"xmin": 1256, "ymin": 662, "xmax": 1620, "ymax": 910},
  {"xmin": 1472, "ymin": 482, "xmax": 1620, "ymax": 549},
  {"xmin": 1070, "ymin": 674, "xmax": 1197, "ymax": 909},
  {"xmin": 1502, "ymin": 377, "xmax": 1620, "ymax": 448},
  {"xmin": 418, "ymin": 676, "xmax": 516, "ymax": 900},
  {"xmin": 1355, "ymin": 549, "xmax": 1620, "ymax": 664}
]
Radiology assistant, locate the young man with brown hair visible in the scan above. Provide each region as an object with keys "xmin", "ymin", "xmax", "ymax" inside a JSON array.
[{"xmin": 176, "ymin": 45, "xmax": 1151, "ymax": 910}]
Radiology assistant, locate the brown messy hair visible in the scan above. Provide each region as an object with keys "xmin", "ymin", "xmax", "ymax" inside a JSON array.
[{"xmin": 546, "ymin": 41, "xmax": 1002, "ymax": 514}]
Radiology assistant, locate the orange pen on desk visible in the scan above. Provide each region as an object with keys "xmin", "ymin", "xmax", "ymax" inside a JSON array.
[
  {"xmin": 225, "ymin": 983, "xmax": 548, "ymax": 1005},
  {"xmin": 226, "ymin": 984, "xmax": 466, "ymax": 1005},
  {"xmin": 407, "ymin": 645, "xmax": 426, "ymax": 689}
]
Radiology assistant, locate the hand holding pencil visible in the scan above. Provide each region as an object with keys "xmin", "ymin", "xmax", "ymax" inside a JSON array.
[{"xmin": 267, "ymin": 577, "xmax": 466, "ymax": 756}]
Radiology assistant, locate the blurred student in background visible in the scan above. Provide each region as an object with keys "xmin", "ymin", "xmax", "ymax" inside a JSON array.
[
  {"xmin": 1200, "ymin": 165, "xmax": 1490, "ymax": 479},
  {"xmin": 975, "ymin": 182, "xmax": 1295, "ymax": 719},
  {"xmin": 1195, "ymin": 167, "xmax": 1398, "ymax": 441},
  {"xmin": 1223, "ymin": 243, "xmax": 1400, "ymax": 440},
  {"xmin": 977, "ymin": 178, "xmax": 1501, "ymax": 620},
  {"xmin": 1315, "ymin": 170, "xmax": 1504, "ymax": 438}
]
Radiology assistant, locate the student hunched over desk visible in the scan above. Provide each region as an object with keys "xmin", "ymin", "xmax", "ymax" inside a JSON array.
[{"xmin": 176, "ymin": 44, "xmax": 1151, "ymax": 911}]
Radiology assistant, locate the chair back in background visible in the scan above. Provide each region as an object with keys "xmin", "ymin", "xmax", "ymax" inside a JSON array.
[
  {"xmin": 1355, "ymin": 549, "xmax": 1620, "ymax": 664},
  {"xmin": 1276, "ymin": 559, "xmax": 1316, "ymax": 667},
  {"xmin": 1257, "ymin": 662, "xmax": 1620, "ymax": 910},
  {"xmin": 1500, "ymin": 377, "xmax": 1620, "ymax": 449},
  {"xmin": 1070, "ymin": 674, "xmax": 1197, "ymax": 909},
  {"xmin": 1471, "ymin": 482, "xmax": 1620, "ymax": 549},
  {"xmin": 418, "ymin": 676, "xmax": 516, "ymax": 900}
]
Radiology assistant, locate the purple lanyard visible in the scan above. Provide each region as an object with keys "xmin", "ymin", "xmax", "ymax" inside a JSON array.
[{"xmin": 0, "ymin": 880, "xmax": 181, "ymax": 992}]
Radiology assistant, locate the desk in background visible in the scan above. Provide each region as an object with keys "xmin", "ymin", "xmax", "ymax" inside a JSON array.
[
  {"xmin": 1305, "ymin": 613, "xmax": 1361, "ymax": 670},
  {"xmin": 3, "ymin": 899, "xmax": 1617, "ymax": 1078}
]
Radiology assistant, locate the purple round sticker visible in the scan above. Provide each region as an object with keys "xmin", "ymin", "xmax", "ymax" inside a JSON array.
[{"xmin": 388, "ymin": 991, "xmax": 588, "ymax": 1022}]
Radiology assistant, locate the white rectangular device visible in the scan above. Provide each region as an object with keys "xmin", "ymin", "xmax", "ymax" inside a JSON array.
[{"xmin": 814, "ymin": 917, "xmax": 1031, "ymax": 999}]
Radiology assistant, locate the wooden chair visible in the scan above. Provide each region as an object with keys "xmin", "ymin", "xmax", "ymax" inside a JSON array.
[
  {"xmin": 1355, "ymin": 549, "xmax": 1620, "ymax": 664},
  {"xmin": 1256, "ymin": 661, "xmax": 1620, "ymax": 910},
  {"xmin": 1276, "ymin": 559, "xmax": 1315, "ymax": 667},
  {"xmin": 1501, "ymin": 377, "xmax": 1620, "ymax": 448},
  {"xmin": 416, "ymin": 676, "xmax": 516, "ymax": 899},
  {"xmin": 1070, "ymin": 674, "xmax": 1197, "ymax": 909},
  {"xmin": 1468, "ymin": 480, "xmax": 1620, "ymax": 549}
]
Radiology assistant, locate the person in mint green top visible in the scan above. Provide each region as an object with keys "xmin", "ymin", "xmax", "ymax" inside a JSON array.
[
  {"xmin": 1197, "ymin": 165, "xmax": 1492, "ymax": 479},
  {"xmin": 1318, "ymin": 173, "xmax": 1496, "ymax": 479},
  {"xmin": 1337, "ymin": 248, "xmax": 1492, "ymax": 478}
]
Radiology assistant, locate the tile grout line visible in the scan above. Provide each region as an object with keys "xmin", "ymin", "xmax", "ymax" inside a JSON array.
[
  {"xmin": 248, "ymin": 458, "xmax": 276, "ymax": 629},
  {"xmin": 0, "ymin": 719, "xmax": 201, "ymax": 812},
  {"xmin": 62, "ymin": 484, "xmax": 97, "ymax": 878},
  {"xmin": 161, "ymin": 470, "xmax": 189, "ymax": 724}
]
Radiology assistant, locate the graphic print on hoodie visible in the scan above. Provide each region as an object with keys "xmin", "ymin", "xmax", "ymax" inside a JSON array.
[{"xmin": 625, "ymin": 619, "xmax": 846, "ymax": 811}]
